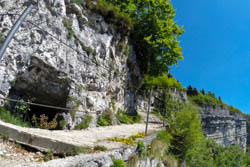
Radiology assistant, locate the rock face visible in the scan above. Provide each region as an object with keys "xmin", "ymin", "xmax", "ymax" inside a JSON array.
[
  {"xmin": 0, "ymin": 0, "xmax": 140, "ymax": 129},
  {"xmin": 0, "ymin": 0, "xmax": 247, "ymax": 153},
  {"xmin": 137, "ymin": 90, "xmax": 247, "ymax": 151},
  {"xmin": 201, "ymin": 109, "xmax": 247, "ymax": 151}
]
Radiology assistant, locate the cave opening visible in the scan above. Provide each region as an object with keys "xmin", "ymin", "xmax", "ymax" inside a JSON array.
[
  {"xmin": 28, "ymin": 102, "xmax": 64, "ymax": 129},
  {"xmin": 6, "ymin": 60, "xmax": 71, "ymax": 129},
  {"xmin": 7, "ymin": 87, "xmax": 68, "ymax": 130}
]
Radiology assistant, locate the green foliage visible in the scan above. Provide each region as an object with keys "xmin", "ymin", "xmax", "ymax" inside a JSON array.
[
  {"xmin": 14, "ymin": 99, "xmax": 31, "ymax": 121},
  {"xmin": 97, "ymin": 116, "xmax": 110, "ymax": 126},
  {"xmin": 156, "ymin": 130, "xmax": 171, "ymax": 143},
  {"xmin": 227, "ymin": 105, "xmax": 242, "ymax": 114},
  {"xmin": 111, "ymin": 159, "xmax": 125, "ymax": 167},
  {"xmin": 97, "ymin": 109, "xmax": 113, "ymax": 126},
  {"xmin": 75, "ymin": 114, "xmax": 93, "ymax": 129},
  {"xmin": 143, "ymin": 74, "xmax": 182, "ymax": 90},
  {"xmin": 148, "ymin": 139, "xmax": 169, "ymax": 160},
  {"xmin": 76, "ymin": 39, "xmax": 94, "ymax": 55},
  {"xmin": 0, "ymin": 107, "xmax": 30, "ymax": 127},
  {"xmin": 186, "ymin": 139, "xmax": 248, "ymax": 167},
  {"xmin": 86, "ymin": 0, "xmax": 132, "ymax": 37},
  {"xmin": 187, "ymin": 87, "xmax": 243, "ymax": 115},
  {"xmin": 1, "ymin": 133, "xmax": 9, "ymax": 141},
  {"xmin": 94, "ymin": 145, "xmax": 107, "ymax": 151},
  {"xmin": 136, "ymin": 140, "xmax": 146, "ymax": 158},
  {"xmin": 43, "ymin": 149, "xmax": 54, "ymax": 162},
  {"xmin": 188, "ymin": 92, "xmax": 225, "ymax": 108},
  {"xmin": 59, "ymin": 120, "xmax": 67, "ymax": 128},
  {"xmin": 165, "ymin": 103, "xmax": 205, "ymax": 161},
  {"xmin": 63, "ymin": 18, "xmax": 74, "ymax": 39},
  {"xmin": 103, "ymin": 0, "xmax": 184, "ymax": 75},
  {"xmin": 187, "ymin": 85, "xmax": 199, "ymax": 96},
  {"xmin": 116, "ymin": 110, "xmax": 141, "ymax": 124}
]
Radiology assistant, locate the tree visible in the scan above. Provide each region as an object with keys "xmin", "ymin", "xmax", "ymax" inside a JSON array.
[
  {"xmin": 167, "ymin": 73, "xmax": 173, "ymax": 78},
  {"xmin": 200, "ymin": 88, "xmax": 205, "ymax": 95},
  {"xmin": 193, "ymin": 88, "xmax": 199, "ymax": 96},
  {"xmin": 187, "ymin": 85, "xmax": 193, "ymax": 96},
  {"xmin": 103, "ymin": 0, "xmax": 184, "ymax": 75},
  {"xmin": 167, "ymin": 103, "xmax": 205, "ymax": 161}
]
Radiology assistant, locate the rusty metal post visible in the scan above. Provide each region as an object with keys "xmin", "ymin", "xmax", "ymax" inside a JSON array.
[{"xmin": 145, "ymin": 89, "xmax": 153, "ymax": 135}]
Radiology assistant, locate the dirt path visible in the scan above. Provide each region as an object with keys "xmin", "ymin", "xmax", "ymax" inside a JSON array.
[
  {"xmin": 0, "ymin": 112, "xmax": 163, "ymax": 166},
  {"xmin": 0, "ymin": 120, "xmax": 162, "ymax": 151},
  {"xmin": 0, "ymin": 138, "xmax": 40, "ymax": 167}
]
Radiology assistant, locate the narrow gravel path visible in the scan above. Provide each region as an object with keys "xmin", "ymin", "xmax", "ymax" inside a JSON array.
[
  {"xmin": 0, "ymin": 115, "xmax": 162, "ymax": 166},
  {"xmin": 0, "ymin": 120, "xmax": 162, "ymax": 150},
  {"xmin": 0, "ymin": 138, "xmax": 40, "ymax": 167}
]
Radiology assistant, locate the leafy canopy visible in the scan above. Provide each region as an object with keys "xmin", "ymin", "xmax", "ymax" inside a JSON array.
[
  {"xmin": 104, "ymin": 0, "xmax": 184, "ymax": 75},
  {"xmin": 143, "ymin": 74, "xmax": 182, "ymax": 90}
]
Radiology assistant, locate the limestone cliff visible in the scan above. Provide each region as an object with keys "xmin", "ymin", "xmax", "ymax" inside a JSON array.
[
  {"xmin": 137, "ymin": 90, "xmax": 247, "ymax": 151},
  {"xmin": 0, "ymin": 0, "xmax": 247, "ymax": 152},
  {"xmin": 0, "ymin": 0, "xmax": 140, "ymax": 129},
  {"xmin": 200, "ymin": 106, "xmax": 247, "ymax": 151}
]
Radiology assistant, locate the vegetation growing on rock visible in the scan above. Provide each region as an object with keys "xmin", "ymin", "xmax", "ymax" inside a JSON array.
[
  {"xmin": 142, "ymin": 74, "xmax": 183, "ymax": 90},
  {"xmin": 102, "ymin": 0, "xmax": 184, "ymax": 75},
  {"xmin": 186, "ymin": 85, "xmax": 243, "ymax": 114},
  {"xmin": 75, "ymin": 114, "xmax": 93, "ymax": 130}
]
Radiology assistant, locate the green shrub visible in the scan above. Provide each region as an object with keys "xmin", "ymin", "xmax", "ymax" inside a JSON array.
[
  {"xmin": 0, "ymin": 107, "xmax": 30, "ymax": 127},
  {"xmin": 63, "ymin": 18, "xmax": 74, "ymax": 39},
  {"xmin": 97, "ymin": 116, "xmax": 110, "ymax": 126},
  {"xmin": 111, "ymin": 159, "xmax": 125, "ymax": 167},
  {"xmin": 103, "ymin": 0, "xmax": 184, "ymax": 75},
  {"xmin": 43, "ymin": 149, "xmax": 54, "ymax": 162},
  {"xmin": 1, "ymin": 133, "xmax": 9, "ymax": 141},
  {"xmin": 75, "ymin": 114, "xmax": 93, "ymax": 129},
  {"xmin": 86, "ymin": 0, "xmax": 132, "ymax": 37},
  {"xmin": 136, "ymin": 140, "xmax": 146, "ymax": 158},
  {"xmin": 77, "ymin": 39, "xmax": 93, "ymax": 55},
  {"xmin": 94, "ymin": 145, "xmax": 107, "ymax": 151},
  {"xmin": 188, "ymin": 93, "xmax": 225, "ymax": 108},
  {"xmin": 227, "ymin": 105, "xmax": 242, "ymax": 114},
  {"xmin": 59, "ymin": 120, "xmax": 67, "ymax": 128},
  {"xmin": 116, "ymin": 110, "xmax": 141, "ymax": 124},
  {"xmin": 148, "ymin": 139, "xmax": 169, "ymax": 159},
  {"xmin": 157, "ymin": 130, "xmax": 171, "ymax": 143},
  {"xmin": 143, "ymin": 74, "xmax": 182, "ymax": 90},
  {"xmin": 97, "ymin": 109, "xmax": 113, "ymax": 126}
]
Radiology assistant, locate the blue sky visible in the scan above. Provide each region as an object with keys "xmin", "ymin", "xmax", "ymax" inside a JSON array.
[{"xmin": 170, "ymin": 0, "xmax": 250, "ymax": 114}]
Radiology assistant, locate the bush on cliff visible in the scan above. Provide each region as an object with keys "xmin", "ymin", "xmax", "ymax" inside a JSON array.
[
  {"xmin": 142, "ymin": 74, "xmax": 183, "ymax": 90},
  {"xmin": 102, "ymin": 0, "xmax": 184, "ymax": 76}
]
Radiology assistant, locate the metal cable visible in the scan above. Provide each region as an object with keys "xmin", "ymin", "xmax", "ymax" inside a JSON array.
[
  {"xmin": 0, "ymin": 13, "xmax": 151, "ymax": 112},
  {"xmin": 25, "ymin": 20, "xmax": 109, "ymax": 70},
  {"xmin": 0, "ymin": 96, "xmax": 97, "ymax": 113}
]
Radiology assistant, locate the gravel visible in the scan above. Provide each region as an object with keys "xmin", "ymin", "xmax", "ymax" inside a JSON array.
[{"xmin": 0, "ymin": 138, "xmax": 41, "ymax": 167}]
